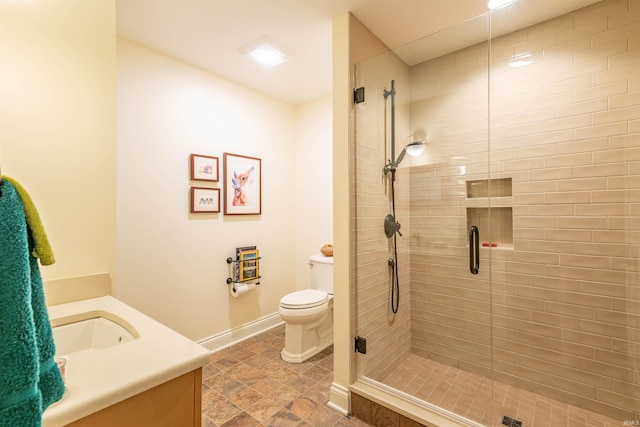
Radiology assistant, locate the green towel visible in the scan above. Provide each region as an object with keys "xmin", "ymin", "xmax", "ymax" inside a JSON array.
[{"xmin": 0, "ymin": 179, "xmax": 65, "ymax": 426}]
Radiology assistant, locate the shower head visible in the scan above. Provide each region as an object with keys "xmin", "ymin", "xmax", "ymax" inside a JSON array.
[
  {"xmin": 406, "ymin": 140, "xmax": 426, "ymax": 156},
  {"xmin": 395, "ymin": 140, "xmax": 426, "ymax": 165},
  {"xmin": 384, "ymin": 136, "xmax": 426, "ymax": 178}
]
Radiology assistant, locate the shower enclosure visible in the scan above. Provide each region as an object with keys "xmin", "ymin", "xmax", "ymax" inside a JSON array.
[{"xmin": 351, "ymin": 1, "xmax": 639, "ymax": 425}]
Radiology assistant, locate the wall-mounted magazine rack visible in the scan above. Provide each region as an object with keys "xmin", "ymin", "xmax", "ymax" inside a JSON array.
[{"xmin": 226, "ymin": 246, "xmax": 261, "ymax": 284}]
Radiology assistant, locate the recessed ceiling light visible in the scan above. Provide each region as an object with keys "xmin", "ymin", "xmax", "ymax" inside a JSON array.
[
  {"xmin": 487, "ymin": 0, "xmax": 516, "ymax": 10},
  {"xmin": 239, "ymin": 36, "xmax": 292, "ymax": 68}
]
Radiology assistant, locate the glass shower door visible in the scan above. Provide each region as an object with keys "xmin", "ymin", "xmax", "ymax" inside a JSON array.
[
  {"xmin": 351, "ymin": 13, "xmax": 494, "ymax": 425},
  {"xmin": 352, "ymin": 0, "xmax": 640, "ymax": 424},
  {"xmin": 487, "ymin": 1, "xmax": 640, "ymax": 424},
  {"xmin": 352, "ymin": 47, "xmax": 415, "ymax": 385}
]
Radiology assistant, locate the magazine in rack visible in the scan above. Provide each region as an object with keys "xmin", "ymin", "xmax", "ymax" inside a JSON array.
[{"xmin": 235, "ymin": 246, "xmax": 259, "ymax": 282}]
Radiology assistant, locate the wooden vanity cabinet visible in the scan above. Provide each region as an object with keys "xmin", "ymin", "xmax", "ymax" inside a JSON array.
[{"xmin": 66, "ymin": 368, "xmax": 202, "ymax": 427}]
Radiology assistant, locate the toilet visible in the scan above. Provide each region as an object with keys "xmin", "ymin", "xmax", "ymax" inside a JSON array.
[{"xmin": 279, "ymin": 254, "xmax": 333, "ymax": 363}]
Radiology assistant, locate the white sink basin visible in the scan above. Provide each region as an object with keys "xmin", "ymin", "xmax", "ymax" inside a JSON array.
[
  {"xmin": 43, "ymin": 297, "xmax": 210, "ymax": 427},
  {"xmin": 52, "ymin": 311, "xmax": 138, "ymax": 357}
]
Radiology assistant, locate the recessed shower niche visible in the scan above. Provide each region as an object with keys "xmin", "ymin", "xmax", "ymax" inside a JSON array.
[{"xmin": 466, "ymin": 177, "xmax": 513, "ymax": 249}]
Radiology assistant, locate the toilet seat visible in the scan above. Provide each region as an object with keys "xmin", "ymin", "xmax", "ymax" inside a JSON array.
[{"xmin": 280, "ymin": 289, "xmax": 327, "ymax": 310}]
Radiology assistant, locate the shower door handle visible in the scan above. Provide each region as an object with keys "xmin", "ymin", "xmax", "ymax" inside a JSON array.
[{"xmin": 469, "ymin": 226, "xmax": 479, "ymax": 275}]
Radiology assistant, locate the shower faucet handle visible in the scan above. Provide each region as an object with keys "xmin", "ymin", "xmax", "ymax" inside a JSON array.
[{"xmin": 384, "ymin": 214, "xmax": 402, "ymax": 238}]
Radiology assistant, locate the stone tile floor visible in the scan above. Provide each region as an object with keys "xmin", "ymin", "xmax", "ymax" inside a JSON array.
[
  {"xmin": 201, "ymin": 324, "xmax": 626, "ymax": 426},
  {"xmin": 200, "ymin": 324, "xmax": 369, "ymax": 426}
]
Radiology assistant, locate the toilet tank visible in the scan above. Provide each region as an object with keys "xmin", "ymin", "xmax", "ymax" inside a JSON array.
[{"xmin": 309, "ymin": 254, "xmax": 333, "ymax": 294}]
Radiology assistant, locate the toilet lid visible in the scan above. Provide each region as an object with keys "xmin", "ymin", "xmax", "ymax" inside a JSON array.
[{"xmin": 280, "ymin": 289, "xmax": 328, "ymax": 309}]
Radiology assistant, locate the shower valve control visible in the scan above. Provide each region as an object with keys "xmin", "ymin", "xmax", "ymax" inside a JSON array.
[{"xmin": 384, "ymin": 214, "xmax": 402, "ymax": 238}]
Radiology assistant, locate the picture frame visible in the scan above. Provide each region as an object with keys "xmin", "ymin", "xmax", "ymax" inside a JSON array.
[
  {"xmin": 190, "ymin": 187, "xmax": 220, "ymax": 213},
  {"xmin": 190, "ymin": 153, "xmax": 219, "ymax": 182},
  {"xmin": 223, "ymin": 153, "xmax": 262, "ymax": 215}
]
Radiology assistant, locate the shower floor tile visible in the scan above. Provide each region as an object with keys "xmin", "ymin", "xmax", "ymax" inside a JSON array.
[{"xmin": 383, "ymin": 353, "xmax": 622, "ymax": 427}]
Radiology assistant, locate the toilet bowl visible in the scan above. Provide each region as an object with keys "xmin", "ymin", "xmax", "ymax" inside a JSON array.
[{"xmin": 279, "ymin": 254, "xmax": 333, "ymax": 363}]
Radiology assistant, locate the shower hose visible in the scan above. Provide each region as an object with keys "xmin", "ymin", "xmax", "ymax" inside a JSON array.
[{"xmin": 390, "ymin": 176, "xmax": 400, "ymax": 314}]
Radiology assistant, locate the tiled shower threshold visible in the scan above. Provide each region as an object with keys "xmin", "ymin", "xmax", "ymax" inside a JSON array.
[{"xmin": 354, "ymin": 354, "xmax": 623, "ymax": 427}]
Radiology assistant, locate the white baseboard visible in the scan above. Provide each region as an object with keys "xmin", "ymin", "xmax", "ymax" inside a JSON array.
[
  {"xmin": 328, "ymin": 382, "xmax": 350, "ymax": 415},
  {"xmin": 198, "ymin": 313, "xmax": 284, "ymax": 352}
]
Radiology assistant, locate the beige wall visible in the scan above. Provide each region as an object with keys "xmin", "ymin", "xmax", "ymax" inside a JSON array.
[
  {"xmin": 407, "ymin": 0, "xmax": 639, "ymax": 420},
  {"xmin": 330, "ymin": 13, "xmax": 352, "ymax": 413},
  {"xmin": 0, "ymin": 1, "xmax": 333, "ymax": 346},
  {"xmin": 116, "ymin": 38, "xmax": 333, "ymax": 342},
  {"xmin": 0, "ymin": 0, "xmax": 117, "ymax": 281},
  {"xmin": 295, "ymin": 95, "xmax": 334, "ymax": 289}
]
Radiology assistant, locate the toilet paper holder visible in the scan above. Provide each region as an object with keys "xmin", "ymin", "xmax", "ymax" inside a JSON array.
[{"xmin": 226, "ymin": 246, "xmax": 261, "ymax": 285}]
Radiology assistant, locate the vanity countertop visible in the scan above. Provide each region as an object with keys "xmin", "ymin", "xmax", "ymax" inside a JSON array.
[{"xmin": 43, "ymin": 296, "xmax": 211, "ymax": 427}]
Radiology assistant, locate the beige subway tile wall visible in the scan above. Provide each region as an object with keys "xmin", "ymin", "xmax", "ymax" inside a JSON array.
[
  {"xmin": 407, "ymin": 0, "xmax": 639, "ymax": 420},
  {"xmin": 351, "ymin": 14, "xmax": 413, "ymax": 382}
]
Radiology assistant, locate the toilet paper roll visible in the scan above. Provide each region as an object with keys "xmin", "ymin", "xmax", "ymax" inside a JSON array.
[{"xmin": 231, "ymin": 282, "xmax": 256, "ymax": 297}]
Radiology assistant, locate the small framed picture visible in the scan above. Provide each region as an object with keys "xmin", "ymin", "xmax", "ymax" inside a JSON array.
[
  {"xmin": 190, "ymin": 154, "xmax": 219, "ymax": 182},
  {"xmin": 190, "ymin": 187, "xmax": 220, "ymax": 213},
  {"xmin": 223, "ymin": 153, "xmax": 262, "ymax": 215}
]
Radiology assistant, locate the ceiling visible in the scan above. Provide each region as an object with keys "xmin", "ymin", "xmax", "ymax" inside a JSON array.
[{"xmin": 116, "ymin": 0, "xmax": 602, "ymax": 106}]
